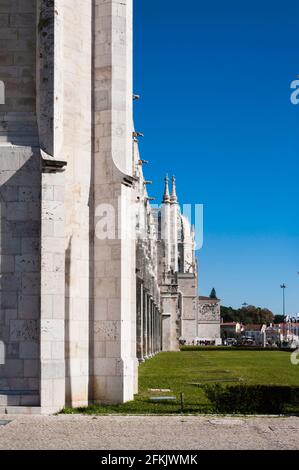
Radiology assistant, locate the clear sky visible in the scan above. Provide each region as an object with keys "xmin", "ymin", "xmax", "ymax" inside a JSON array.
[{"xmin": 133, "ymin": 0, "xmax": 299, "ymax": 315}]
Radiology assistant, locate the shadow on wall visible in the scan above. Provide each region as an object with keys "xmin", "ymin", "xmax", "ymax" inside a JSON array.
[
  {"xmin": 0, "ymin": 147, "xmax": 95, "ymax": 408},
  {"xmin": 63, "ymin": 179, "xmax": 95, "ymax": 408},
  {"xmin": 0, "ymin": 149, "xmax": 41, "ymax": 406}
]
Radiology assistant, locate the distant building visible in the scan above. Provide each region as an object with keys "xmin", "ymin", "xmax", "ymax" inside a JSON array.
[
  {"xmin": 276, "ymin": 323, "xmax": 299, "ymax": 348},
  {"xmin": 220, "ymin": 322, "xmax": 243, "ymax": 340},
  {"xmin": 157, "ymin": 177, "xmax": 221, "ymax": 348},
  {"xmin": 265, "ymin": 325, "xmax": 280, "ymax": 347},
  {"xmin": 197, "ymin": 294, "xmax": 222, "ymax": 345},
  {"xmin": 243, "ymin": 324, "xmax": 267, "ymax": 346}
]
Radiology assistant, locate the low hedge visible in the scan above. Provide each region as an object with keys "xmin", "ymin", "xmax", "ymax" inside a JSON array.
[
  {"xmin": 203, "ymin": 384, "xmax": 299, "ymax": 414},
  {"xmin": 180, "ymin": 346, "xmax": 293, "ymax": 352}
]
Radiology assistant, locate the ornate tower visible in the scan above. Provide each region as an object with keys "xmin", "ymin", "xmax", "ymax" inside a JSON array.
[
  {"xmin": 170, "ymin": 176, "xmax": 179, "ymax": 272},
  {"xmin": 161, "ymin": 175, "xmax": 171, "ymax": 271},
  {"xmin": 158, "ymin": 175, "xmax": 200, "ymax": 349}
]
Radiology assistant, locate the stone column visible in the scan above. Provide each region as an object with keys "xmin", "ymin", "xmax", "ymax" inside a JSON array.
[
  {"xmin": 142, "ymin": 289, "xmax": 148, "ymax": 359},
  {"xmin": 145, "ymin": 294, "xmax": 149, "ymax": 358},
  {"xmin": 153, "ymin": 306, "xmax": 156, "ymax": 354},
  {"xmin": 147, "ymin": 294, "xmax": 151, "ymax": 357},
  {"xmin": 156, "ymin": 306, "xmax": 159, "ymax": 353},
  {"xmin": 40, "ymin": 171, "xmax": 66, "ymax": 414},
  {"xmin": 152, "ymin": 300, "xmax": 155, "ymax": 355},
  {"xmin": 37, "ymin": 0, "xmax": 64, "ymax": 159},
  {"xmin": 156, "ymin": 307, "xmax": 159, "ymax": 353},
  {"xmin": 158, "ymin": 308, "xmax": 160, "ymax": 352},
  {"xmin": 153, "ymin": 302, "xmax": 156, "ymax": 355},
  {"xmin": 93, "ymin": 0, "xmax": 138, "ymax": 404},
  {"xmin": 152, "ymin": 301, "xmax": 155, "ymax": 354},
  {"xmin": 136, "ymin": 278, "xmax": 144, "ymax": 362},
  {"xmin": 37, "ymin": 0, "xmax": 66, "ymax": 414},
  {"xmin": 159, "ymin": 310, "xmax": 162, "ymax": 351},
  {"xmin": 155, "ymin": 305, "xmax": 158, "ymax": 354},
  {"xmin": 148, "ymin": 297, "xmax": 153, "ymax": 357},
  {"xmin": 152, "ymin": 301, "xmax": 155, "ymax": 355},
  {"xmin": 61, "ymin": 0, "xmax": 92, "ymax": 409},
  {"xmin": 157, "ymin": 309, "xmax": 160, "ymax": 352},
  {"xmin": 156, "ymin": 308, "xmax": 159, "ymax": 353}
]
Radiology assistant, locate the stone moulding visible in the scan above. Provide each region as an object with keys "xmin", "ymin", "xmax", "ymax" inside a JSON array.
[{"xmin": 41, "ymin": 149, "xmax": 67, "ymax": 173}]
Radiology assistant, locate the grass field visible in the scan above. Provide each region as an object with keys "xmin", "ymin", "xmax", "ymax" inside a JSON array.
[{"xmin": 62, "ymin": 350, "xmax": 299, "ymax": 415}]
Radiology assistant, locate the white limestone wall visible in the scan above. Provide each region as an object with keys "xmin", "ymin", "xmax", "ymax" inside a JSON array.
[
  {"xmin": 93, "ymin": 0, "xmax": 137, "ymax": 403},
  {"xmin": 130, "ymin": 188, "xmax": 138, "ymax": 394},
  {"xmin": 37, "ymin": 0, "xmax": 93, "ymax": 412},
  {"xmin": 197, "ymin": 323, "xmax": 221, "ymax": 343},
  {"xmin": 178, "ymin": 274, "xmax": 198, "ymax": 343},
  {"xmin": 182, "ymin": 318, "xmax": 197, "ymax": 343},
  {"xmin": 36, "ymin": 0, "xmax": 64, "ymax": 158},
  {"xmin": 0, "ymin": 0, "xmax": 36, "ymax": 116},
  {"xmin": 160, "ymin": 202, "xmax": 171, "ymax": 271},
  {"xmin": 93, "ymin": 184, "xmax": 137, "ymax": 403},
  {"xmin": 0, "ymin": 147, "xmax": 41, "ymax": 406},
  {"xmin": 37, "ymin": 0, "xmax": 66, "ymax": 413},
  {"xmin": 180, "ymin": 216, "xmax": 195, "ymax": 273},
  {"xmin": 162, "ymin": 295, "xmax": 179, "ymax": 351},
  {"xmin": 197, "ymin": 299, "xmax": 221, "ymax": 344},
  {"xmin": 40, "ymin": 171, "xmax": 65, "ymax": 413},
  {"xmin": 0, "ymin": 0, "xmax": 38, "ymax": 145},
  {"xmin": 170, "ymin": 203, "xmax": 178, "ymax": 272},
  {"xmin": 181, "ymin": 295, "xmax": 197, "ymax": 342},
  {"xmin": 62, "ymin": 0, "xmax": 92, "ymax": 408},
  {"xmin": 0, "ymin": 0, "xmax": 41, "ymax": 407}
]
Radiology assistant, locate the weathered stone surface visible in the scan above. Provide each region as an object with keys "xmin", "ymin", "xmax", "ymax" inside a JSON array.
[{"xmin": 0, "ymin": 0, "xmax": 218, "ymax": 415}]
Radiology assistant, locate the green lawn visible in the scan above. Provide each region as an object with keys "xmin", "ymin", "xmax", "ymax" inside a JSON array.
[{"xmin": 62, "ymin": 350, "xmax": 299, "ymax": 415}]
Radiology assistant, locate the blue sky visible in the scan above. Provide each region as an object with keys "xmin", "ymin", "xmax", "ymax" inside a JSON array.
[{"xmin": 133, "ymin": 0, "xmax": 299, "ymax": 315}]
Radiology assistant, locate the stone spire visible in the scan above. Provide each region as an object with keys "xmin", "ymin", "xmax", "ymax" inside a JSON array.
[
  {"xmin": 170, "ymin": 175, "xmax": 178, "ymax": 204},
  {"xmin": 163, "ymin": 174, "xmax": 170, "ymax": 203}
]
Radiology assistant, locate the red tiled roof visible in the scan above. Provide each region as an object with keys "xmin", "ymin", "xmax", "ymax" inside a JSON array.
[{"xmin": 243, "ymin": 324, "xmax": 263, "ymax": 331}]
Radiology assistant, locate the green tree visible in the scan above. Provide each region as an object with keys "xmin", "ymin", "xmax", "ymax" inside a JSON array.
[
  {"xmin": 209, "ymin": 288, "xmax": 218, "ymax": 299},
  {"xmin": 220, "ymin": 305, "xmax": 274, "ymax": 325},
  {"xmin": 273, "ymin": 315, "xmax": 285, "ymax": 324}
]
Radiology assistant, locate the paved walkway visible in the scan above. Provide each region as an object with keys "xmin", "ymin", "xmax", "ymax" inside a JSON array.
[{"xmin": 0, "ymin": 415, "xmax": 298, "ymax": 450}]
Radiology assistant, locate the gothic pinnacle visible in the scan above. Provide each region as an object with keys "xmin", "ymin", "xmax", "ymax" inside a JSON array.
[
  {"xmin": 163, "ymin": 174, "xmax": 170, "ymax": 203},
  {"xmin": 170, "ymin": 175, "xmax": 178, "ymax": 203}
]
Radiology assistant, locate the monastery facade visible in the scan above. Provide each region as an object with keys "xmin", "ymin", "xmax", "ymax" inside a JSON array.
[{"xmin": 0, "ymin": 0, "xmax": 220, "ymax": 414}]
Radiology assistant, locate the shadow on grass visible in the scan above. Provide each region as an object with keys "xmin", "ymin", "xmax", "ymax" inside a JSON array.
[
  {"xmin": 60, "ymin": 385, "xmax": 299, "ymax": 416},
  {"xmin": 61, "ymin": 402, "xmax": 215, "ymax": 415},
  {"xmin": 60, "ymin": 351, "xmax": 299, "ymax": 416}
]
